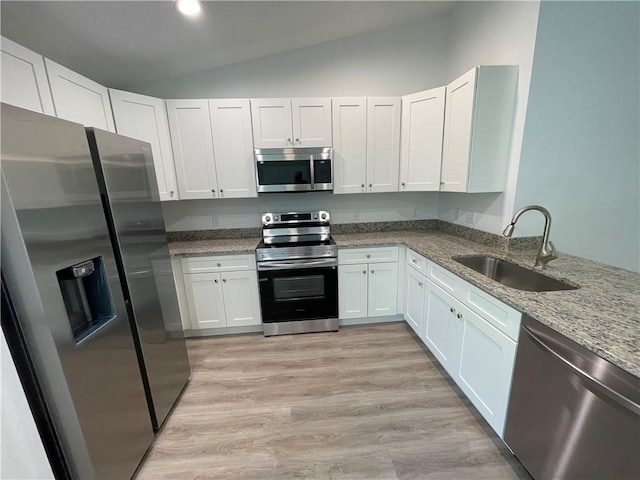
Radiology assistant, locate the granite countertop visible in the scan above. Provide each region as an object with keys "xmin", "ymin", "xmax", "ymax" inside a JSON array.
[{"xmin": 169, "ymin": 230, "xmax": 640, "ymax": 378}]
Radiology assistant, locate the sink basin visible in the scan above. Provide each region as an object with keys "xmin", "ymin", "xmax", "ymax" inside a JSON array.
[{"xmin": 452, "ymin": 256, "xmax": 578, "ymax": 292}]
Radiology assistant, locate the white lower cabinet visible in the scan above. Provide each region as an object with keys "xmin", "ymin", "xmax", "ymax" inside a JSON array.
[
  {"xmin": 403, "ymin": 248, "xmax": 521, "ymax": 437},
  {"xmin": 181, "ymin": 255, "xmax": 262, "ymax": 330},
  {"xmin": 338, "ymin": 247, "xmax": 399, "ymax": 319}
]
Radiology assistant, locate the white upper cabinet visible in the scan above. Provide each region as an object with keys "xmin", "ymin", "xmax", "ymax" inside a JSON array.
[
  {"xmin": 44, "ymin": 59, "xmax": 115, "ymax": 131},
  {"xmin": 291, "ymin": 98, "xmax": 332, "ymax": 148},
  {"xmin": 333, "ymin": 97, "xmax": 401, "ymax": 194},
  {"xmin": 208, "ymin": 99, "xmax": 257, "ymax": 199},
  {"xmin": 109, "ymin": 89, "xmax": 179, "ymax": 201},
  {"xmin": 1, "ymin": 36, "xmax": 55, "ymax": 115},
  {"xmin": 166, "ymin": 99, "xmax": 218, "ymax": 199},
  {"xmin": 332, "ymin": 97, "xmax": 367, "ymax": 194},
  {"xmin": 251, "ymin": 98, "xmax": 331, "ymax": 148},
  {"xmin": 441, "ymin": 65, "xmax": 518, "ymax": 193},
  {"xmin": 367, "ymin": 97, "xmax": 401, "ymax": 193},
  {"xmin": 400, "ymin": 87, "xmax": 446, "ymax": 192}
]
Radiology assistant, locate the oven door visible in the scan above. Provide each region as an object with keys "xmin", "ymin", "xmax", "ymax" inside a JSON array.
[{"xmin": 257, "ymin": 259, "xmax": 338, "ymax": 323}]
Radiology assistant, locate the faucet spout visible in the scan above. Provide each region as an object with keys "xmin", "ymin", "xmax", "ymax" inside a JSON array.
[{"xmin": 503, "ymin": 205, "xmax": 558, "ymax": 269}]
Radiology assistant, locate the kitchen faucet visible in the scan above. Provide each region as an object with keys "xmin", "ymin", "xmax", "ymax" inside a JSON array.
[{"xmin": 503, "ymin": 205, "xmax": 558, "ymax": 269}]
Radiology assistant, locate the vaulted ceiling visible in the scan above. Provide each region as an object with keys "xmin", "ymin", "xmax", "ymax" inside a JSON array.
[{"xmin": 1, "ymin": 1, "xmax": 454, "ymax": 89}]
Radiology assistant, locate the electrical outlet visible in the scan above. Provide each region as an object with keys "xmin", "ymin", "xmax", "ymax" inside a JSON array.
[
  {"xmin": 353, "ymin": 210, "xmax": 360, "ymax": 220},
  {"xmin": 463, "ymin": 211, "xmax": 475, "ymax": 225},
  {"xmin": 412, "ymin": 207, "xmax": 419, "ymax": 218}
]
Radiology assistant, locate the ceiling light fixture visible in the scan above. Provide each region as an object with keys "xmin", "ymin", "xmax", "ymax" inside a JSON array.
[{"xmin": 176, "ymin": 0, "xmax": 202, "ymax": 17}]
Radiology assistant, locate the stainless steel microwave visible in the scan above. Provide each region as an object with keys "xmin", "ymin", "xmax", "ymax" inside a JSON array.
[{"xmin": 255, "ymin": 147, "xmax": 333, "ymax": 193}]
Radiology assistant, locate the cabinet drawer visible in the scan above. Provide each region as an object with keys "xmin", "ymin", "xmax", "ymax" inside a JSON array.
[
  {"xmin": 338, "ymin": 246, "xmax": 399, "ymax": 265},
  {"xmin": 458, "ymin": 281, "xmax": 521, "ymax": 341},
  {"xmin": 426, "ymin": 261, "xmax": 459, "ymax": 296},
  {"xmin": 181, "ymin": 254, "xmax": 256, "ymax": 273},
  {"xmin": 406, "ymin": 249, "xmax": 427, "ymax": 274}
]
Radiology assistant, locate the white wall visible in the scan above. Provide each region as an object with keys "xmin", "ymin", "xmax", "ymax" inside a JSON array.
[
  {"xmin": 437, "ymin": 0, "xmax": 541, "ymax": 233},
  {"xmin": 134, "ymin": 13, "xmax": 451, "ymax": 99},
  {"xmin": 513, "ymin": 1, "xmax": 640, "ymax": 271},
  {"xmin": 162, "ymin": 192, "xmax": 439, "ymax": 231},
  {"xmin": 1, "ymin": 331, "xmax": 54, "ymax": 479}
]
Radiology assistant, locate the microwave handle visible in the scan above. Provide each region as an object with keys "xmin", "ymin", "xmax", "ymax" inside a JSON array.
[{"xmin": 309, "ymin": 154, "xmax": 315, "ymax": 189}]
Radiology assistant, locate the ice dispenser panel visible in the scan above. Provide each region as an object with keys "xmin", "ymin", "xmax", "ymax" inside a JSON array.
[{"xmin": 57, "ymin": 257, "xmax": 116, "ymax": 343}]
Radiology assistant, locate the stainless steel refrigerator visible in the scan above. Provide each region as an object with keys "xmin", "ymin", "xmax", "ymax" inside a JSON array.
[{"xmin": 1, "ymin": 103, "xmax": 190, "ymax": 479}]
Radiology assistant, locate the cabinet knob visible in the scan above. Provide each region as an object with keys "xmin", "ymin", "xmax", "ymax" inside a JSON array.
[
  {"xmin": 211, "ymin": 189, "xmax": 216, "ymax": 193},
  {"xmin": 295, "ymin": 138, "xmax": 300, "ymax": 144},
  {"xmin": 450, "ymin": 307, "xmax": 456, "ymax": 313},
  {"xmin": 362, "ymin": 270, "xmax": 366, "ymax": 274},
  {"xmin": 412, "ymin": 258, "xmax": 417, "ymax": 264},
  {"xmin": 220, "ymin": 189, "xmax": 224, "ymax": 193},
  {"xmin": 223, "ymin": 278, "xmax": 227, "ymax": 283},
  {"xmin": 217, "ymin": 262, "xmax": 221, "ymax": 267},
  {"xmin": 170, "ymin": 190, "xmax": 175, "ymax": 196},
  {"xmin": 457, "ymin": 313, "xmax": 463, "ymax": 319},
  {"xmin": 402, "ymin": 182, "xmax": 406, "ymax": 187},
  {"xmin": 369, "ymin": 184, "xmax": 373, "ymax": 188},
  {"xmin": 361, "ymin": 184, "xmax": 365, "ymax": 188},
  {"xmin": 366, "ymin": 254, "xmax": 371, "ymax": 258},
  {"xmin": 287, "ymin": 138, "xmax": 292, "ymax": 144},
  {"xmin": 214, "ymin": 279, "xmax": 218, "ymax": 283},
  {"xmin": 371, "ymin": 270, "xmax": 375, "ymax": 274},
  {"xmin": 418, "ymin": 281, "xmax": 423, "ymax": 287}
]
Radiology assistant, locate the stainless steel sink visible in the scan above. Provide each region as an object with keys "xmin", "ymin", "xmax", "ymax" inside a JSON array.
[{"xmin": 452, "ymin": 255, "xmax": 578, "ymax": 292}]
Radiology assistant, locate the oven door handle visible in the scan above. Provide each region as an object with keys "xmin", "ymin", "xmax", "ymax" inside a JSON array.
[{"xmin": 257, "ymin": 258, "xmax": 338, "ymax": 270}]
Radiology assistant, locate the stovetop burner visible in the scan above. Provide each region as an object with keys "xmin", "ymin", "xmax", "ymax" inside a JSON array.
[{"xmin": 256, "ymin": 210, "xmax": 336, "ymax": 262}]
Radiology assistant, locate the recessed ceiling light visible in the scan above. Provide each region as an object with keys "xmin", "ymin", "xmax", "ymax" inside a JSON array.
[{"xmin": 176, "ymin": 0, "xmax": 202, "ymax": 17}]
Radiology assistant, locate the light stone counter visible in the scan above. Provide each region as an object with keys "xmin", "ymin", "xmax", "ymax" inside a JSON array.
[{"xmin": 169, "ymin": 230, "xmax": 640, "ymax": 377}]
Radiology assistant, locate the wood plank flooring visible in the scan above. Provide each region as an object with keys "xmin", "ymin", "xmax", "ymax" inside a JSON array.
[{"xmin": 135, "ymin": 323, "xmax": 530, "ymax": 480}]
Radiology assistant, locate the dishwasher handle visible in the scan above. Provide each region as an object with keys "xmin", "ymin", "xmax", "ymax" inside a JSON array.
[{"xmin": 522, "ymin": 325, "xmax": 640, "ymax": 416}]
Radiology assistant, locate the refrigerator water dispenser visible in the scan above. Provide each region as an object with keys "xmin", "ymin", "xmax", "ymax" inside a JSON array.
[{"xmin": 57, "ymin": 257, "xmax": 116, "ymax": 343}]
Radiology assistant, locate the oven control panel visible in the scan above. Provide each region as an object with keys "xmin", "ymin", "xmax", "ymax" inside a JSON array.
[{"xmin": 262, "ymin": 211, "xmax": 330, "ymax": 226}]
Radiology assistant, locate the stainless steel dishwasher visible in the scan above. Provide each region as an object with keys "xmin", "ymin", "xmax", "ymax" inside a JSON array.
[{"xmin": 504, "ymin": 315, "xmax": 639, "ymax": 480}]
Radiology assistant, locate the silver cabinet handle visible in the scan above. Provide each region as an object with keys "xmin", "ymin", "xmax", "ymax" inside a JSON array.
[
  {"xmin": 418, "ymin": 281, "xmax": 423, "ymax": 287},
  {"xmin": 450, "ymin": 307, "xmax": 456, "ymax": 313},
  {"xmin": 457, "ymin": 313, "xmax": 463, "ymax": 319},
  {"xmin": 522, "ymin": 325, "xmax": 640, "ymax": 415}
]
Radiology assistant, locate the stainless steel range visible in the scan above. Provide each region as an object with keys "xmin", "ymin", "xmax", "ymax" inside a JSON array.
[{"xmin": 256, "ymin": 210, "xmax": 338, "ymax": 336}]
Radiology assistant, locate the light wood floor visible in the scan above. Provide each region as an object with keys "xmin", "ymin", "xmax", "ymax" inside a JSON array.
[{"xmin": 135, "ymin": 323, "xmax": 530, "ymax": 480}]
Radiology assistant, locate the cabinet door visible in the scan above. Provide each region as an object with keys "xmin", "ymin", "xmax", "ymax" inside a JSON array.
[
  {"xmin": 367, "ymin": 262, "xmax": 398, "ymax": 317},
  {"xmin": 184, "ymin": 273, "xmax": 227, "ymax": 329},
  {"xmin": 291, "ymin": 98, "xmax": 332, "ymax": 148},
  {"xmin": 109, "ymin": 89, "xmax": 179, "ymax": 201},
  {"xmin": 400, "ymin": 87, "xmax": 445, "ymax": 192},
  {"xmin": 456, "ymin": 304, "xmax": 517, "ymax": 436},
  {"xmin": 209, "ymin": 99, "xmax": 257, "ymax": 199},
  {"xmin": 366, "ymin": 97, "xmax": 401, "ymax": 192},
  {"xmin": 1, "ymin": 36, "xmax": 55, "ymax": 115},
  {"xmin": 423, "ymin": 279, "xmax": 460, "ymax": 376},
  {"xmin": 441, "ymin": 68, "xmax": 476, "ymax": 192},
  {"xmin": 166, "ymin": 99, "xmax": 218, "ymax": 199},
  {"xmin": 338, "ymin": 264, "xmax": 368, "ymax": 319},
  {"xmin": 404, "ymin": 267, "xmax": 426, "ymax": 335},
  {"xmin": 220, "ymin": 270, "xmax": 262, "ymax": 327},
  {"xmin": 332, "ymin": 98, "xmax": 367, "ymax": 194},
  {"xmin": 250, "ymin": 98, "xmax": 293, "ymax": 148},
  {"xmin": 44, "ymin": 59, "xmax": 115, "ymax": 131}
]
